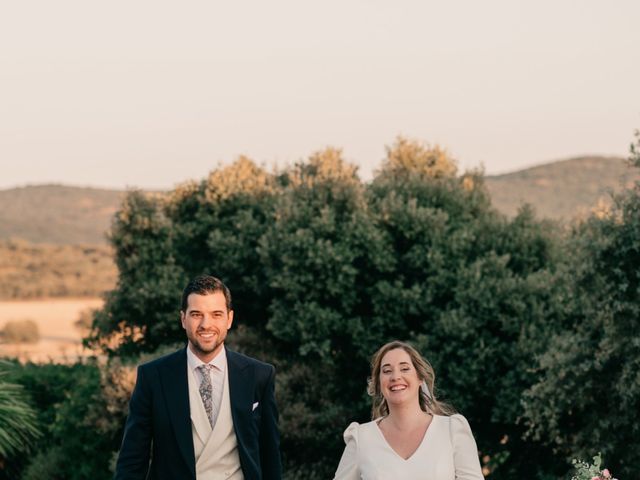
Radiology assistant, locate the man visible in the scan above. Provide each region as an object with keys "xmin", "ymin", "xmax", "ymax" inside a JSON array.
[{"xmin": 115, "ymin": 275, "xmax": 282, "ymax": 480}]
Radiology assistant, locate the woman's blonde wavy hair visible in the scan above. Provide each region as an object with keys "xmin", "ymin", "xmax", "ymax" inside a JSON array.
[{"xmin": 367, "ymin": 340, "xmax": 456, "ymax": 419}]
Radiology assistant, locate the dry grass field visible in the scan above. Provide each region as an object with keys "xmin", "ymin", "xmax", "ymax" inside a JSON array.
[{"xmin": 0, "ymin": 298, "xmax": 103, "ymax": 363}]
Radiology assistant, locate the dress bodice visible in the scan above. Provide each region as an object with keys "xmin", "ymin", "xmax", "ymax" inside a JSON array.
[{"xmin": 333, "ymin": 414, "xmax": 484, "ymax": 480}]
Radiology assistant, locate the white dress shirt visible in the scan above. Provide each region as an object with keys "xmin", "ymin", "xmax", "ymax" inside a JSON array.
[{"xmin": 186, "ymin": 345, "xmax": 227, "ymax": 429}]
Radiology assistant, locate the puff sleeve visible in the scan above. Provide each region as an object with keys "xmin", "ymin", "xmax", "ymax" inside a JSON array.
[
  {"xmin": 333, "ymin": 422, "xmax": 361, "ymax": 480},
  {"xmin": 450, "ymin": 414, "xmax": 484, "ymax": 479}
]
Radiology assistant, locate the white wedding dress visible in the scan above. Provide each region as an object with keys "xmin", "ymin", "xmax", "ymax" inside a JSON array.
[{"xmin": 334, "ymin": 414, "xmax": 484, "ymax": 480}]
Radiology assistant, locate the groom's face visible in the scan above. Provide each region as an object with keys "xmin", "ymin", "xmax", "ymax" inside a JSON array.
[{"xmin": 181, "ymin": 291, "xmax": 234, "ymax": 363}]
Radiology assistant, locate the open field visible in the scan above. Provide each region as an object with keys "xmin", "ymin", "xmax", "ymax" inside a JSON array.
[{"xmin": 0, "ymin": 298, "xmax": 103, "ymax": 363}]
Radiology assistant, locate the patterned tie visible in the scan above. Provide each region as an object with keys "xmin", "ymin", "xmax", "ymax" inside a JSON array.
[{"xmin": 197, "ymin": 364, "xmax": 215, "ymax": 428}]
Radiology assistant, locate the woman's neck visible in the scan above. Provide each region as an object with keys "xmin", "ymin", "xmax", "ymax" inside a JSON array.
[{"xmin": 386, "ymin": 402, "xmax": 429, "ymax": 429}]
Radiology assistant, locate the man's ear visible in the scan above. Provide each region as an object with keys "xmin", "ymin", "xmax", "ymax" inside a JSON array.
[
  {"xmin": 227, "ymin": 310, "xmax": 234, "ymax": 330},
  {"xmin": 180, "ymin": 311, "xmax": 186, "ymax": 329}
]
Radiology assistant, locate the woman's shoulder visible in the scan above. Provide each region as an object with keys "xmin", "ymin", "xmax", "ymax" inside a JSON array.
[
  {"xmin": 443, "ymin": 413, "xmax": 478, "ymax": 442},
  {"xmin": 426, "ymin": 413, "xmax": 474, "ymax": 437},
  {"xmin": 342, "ymin": 420, "xmax": 379, "ymax": 440},
  {"xmin": 447, "ymin": 413, "xmax": 472, "ymax": 429}
]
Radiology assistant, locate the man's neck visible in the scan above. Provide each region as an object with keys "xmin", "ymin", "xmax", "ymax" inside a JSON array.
[{"xmin": 188, "ymin": 342, "xmax": 224, "ymax": 364}]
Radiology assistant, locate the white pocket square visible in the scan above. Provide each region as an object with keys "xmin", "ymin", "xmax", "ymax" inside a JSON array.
[{"xmin": 252, "ymin": 402, "xmax": 259, "ymax": 411}]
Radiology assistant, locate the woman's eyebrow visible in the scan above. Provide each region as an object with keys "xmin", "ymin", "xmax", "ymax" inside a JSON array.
[{"xmin": 382, "ymin": 362, "xmax": 411, "ymax": 368}]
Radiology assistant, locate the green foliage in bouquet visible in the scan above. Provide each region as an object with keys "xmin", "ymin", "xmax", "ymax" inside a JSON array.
[{"xmin": 571, "ymin": 453, "xmax": 617, "ymax": 480}]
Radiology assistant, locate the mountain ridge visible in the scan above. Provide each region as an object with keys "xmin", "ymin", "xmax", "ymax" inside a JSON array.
[
  {"xmin": 485, "ymin": 155, "xmax": 638, "ymax": 220},
  {"xmin": 1, "ymin": 155, "xmax": 638, "ymax": 245}
]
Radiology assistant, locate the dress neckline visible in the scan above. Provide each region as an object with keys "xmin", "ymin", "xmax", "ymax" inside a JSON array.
[{"xmin": 373, "ymin": 414, "xmax": 437, "ymax": 462}]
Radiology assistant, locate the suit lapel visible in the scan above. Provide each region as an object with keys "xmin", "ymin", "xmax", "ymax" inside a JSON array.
[
  {"xmin": 227, "ymin": 349, "xmax": 253, "ymax": 446},
  {"xmin": 160, "ymin": 348, "xmax": 196, "ymax": 478}
]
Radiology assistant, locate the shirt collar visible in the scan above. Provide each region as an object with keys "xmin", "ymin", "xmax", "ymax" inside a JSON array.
[{"xmin": 186, "ymin": 343, "xmax": 227, "ymax": 373}]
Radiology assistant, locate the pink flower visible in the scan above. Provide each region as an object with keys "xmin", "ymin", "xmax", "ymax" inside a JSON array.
[
  {"xmin": 602, "ymin": 469, "xmax": 611, "ymax": 478},
  {"xmin": 591, "ymin": 477, "xmax": 600, "ymax": 480}
]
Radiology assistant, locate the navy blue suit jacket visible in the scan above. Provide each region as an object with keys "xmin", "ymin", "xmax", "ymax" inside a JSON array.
[{"xmin": 114, "ymin": 347, "xmax": 282, "ymax": 480}]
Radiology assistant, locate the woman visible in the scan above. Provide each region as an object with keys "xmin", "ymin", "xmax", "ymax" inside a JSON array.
[{"xmin": 334, "ymin": 341, "xmax": 484, "ymax": 479}]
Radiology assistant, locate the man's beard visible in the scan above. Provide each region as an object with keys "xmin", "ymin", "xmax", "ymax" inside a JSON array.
[{"xmin": 189, "ymin": 329, "xmax": 226, "ymax": 356}]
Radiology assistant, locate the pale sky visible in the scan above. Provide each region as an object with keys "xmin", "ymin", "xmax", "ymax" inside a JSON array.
[{"xmin": 1, "ymin": 1, "xmax": 639, "ymax": 190}]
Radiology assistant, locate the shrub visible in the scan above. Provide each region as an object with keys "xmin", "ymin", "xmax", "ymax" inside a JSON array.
[{"xmin": 1, "ymin": 319, "xmax": 39, "ymax": 344}]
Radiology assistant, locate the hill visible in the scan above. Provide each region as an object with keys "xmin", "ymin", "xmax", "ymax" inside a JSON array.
[
  {"xmin": 0, "ymin": 184, "xmax": 125, "ymax": 245},
  {"xmin": 485, "ymin": 156, "xmax": 639, "ymax": 220},
  {"xmin": 1, "ymin": 158, "xmax": 638, "ymax": 249},
  {"xmin": 0, "ymin": 239, "xmax": 116, "ymax": 300}
]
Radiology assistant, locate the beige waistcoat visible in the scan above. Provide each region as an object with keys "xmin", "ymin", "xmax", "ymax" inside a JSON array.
[{"xmin": 188, "ymin": 364, "xmax": 244, "ymax": 480}]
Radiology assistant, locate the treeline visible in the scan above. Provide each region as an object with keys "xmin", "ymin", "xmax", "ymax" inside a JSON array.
[
  {"xmin": 0, "ymin": 240, "xmax": 116, "ymax": 299},
  {"xmin": 3, "ymin": 136, "xmax": 639, "ymax": 479}
]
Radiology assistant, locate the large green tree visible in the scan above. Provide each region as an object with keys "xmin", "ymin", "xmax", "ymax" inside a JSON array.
[{"xmin": 87, "ymin": 139, "xmax": 566, "ymax": 479}]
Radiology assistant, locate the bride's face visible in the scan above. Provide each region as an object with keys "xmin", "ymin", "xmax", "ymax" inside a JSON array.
[{"xmin": 379, "ymin": 348, "xmax": 421, "ymax": 408}]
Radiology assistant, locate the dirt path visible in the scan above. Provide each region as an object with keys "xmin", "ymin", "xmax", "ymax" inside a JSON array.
[{"xmin": 0, "ymin": 298, "xmax": 103, "ymax": 362}]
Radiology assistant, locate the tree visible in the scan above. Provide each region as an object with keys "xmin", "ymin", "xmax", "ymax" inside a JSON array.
[{"xmin": 522, "ymin": 131, "xmax": 640, "ymax": 479}]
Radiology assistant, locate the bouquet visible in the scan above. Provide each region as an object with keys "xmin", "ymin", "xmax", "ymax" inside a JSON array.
[{"xmin": 571, "ymin": 453, "xmax": 617, "ymax": 480}]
